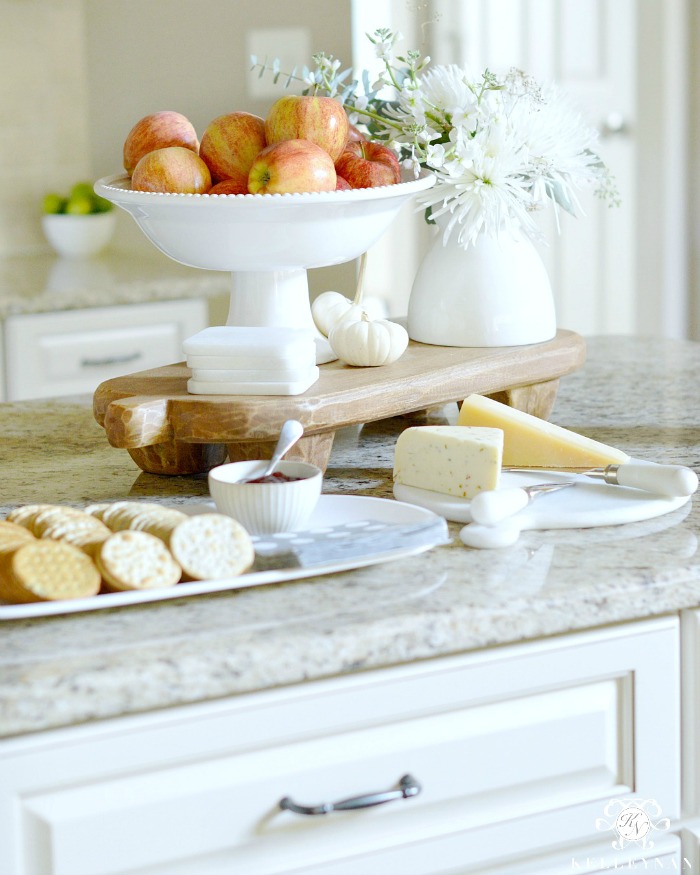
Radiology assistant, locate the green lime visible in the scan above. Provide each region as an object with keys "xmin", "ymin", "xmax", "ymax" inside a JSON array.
[
  {"xmin": 91, "ymin": 193, "xmax": 113, "ymax": 212},
  {"xmin": 70, "ymin": 181, "xmax": 95, "ymax": 201},
  {"xmin": 65, "ymin": 194, "xmax": 93, "ymax": 215},
  {"xmin": 43, "ymin": 193, "xmax": 66, "ymax": 214}
]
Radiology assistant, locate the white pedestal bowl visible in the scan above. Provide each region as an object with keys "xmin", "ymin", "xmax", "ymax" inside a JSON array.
[{"xmin": 95, "ymin": 172, "xmax": 435, "ymax": 363}]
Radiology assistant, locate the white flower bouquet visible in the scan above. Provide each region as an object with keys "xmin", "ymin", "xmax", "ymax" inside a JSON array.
[{"xmin": 252, "ymin": 28, "xmax": 617, "ymax": 249}]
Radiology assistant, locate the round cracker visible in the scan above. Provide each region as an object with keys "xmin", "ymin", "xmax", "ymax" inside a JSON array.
[
  {"xmin": 140, "ymin": 512, "xmax": 188, "ymax": 542},
  {"xmin": 97, "ymin": 531, "xmax": 182, "ymax": 591},
  {"xmin": 0, "ymin": 540, "xmax": 101, "ymax": 603},
  {"xmin": 169, "ymin": 514, "xmax": 255, "ymax": 581},
  {"xmin": 0, "ymin": 520, "xmax": 36, "ymax": 542},
  {"xmin": 0, "ymin": 522, "xmax": 36, "ymax": 559},
  {"xmin": 122, "ymin": 504, "xmax": 185, "ymax": 536},
  {"xmin": 83, "ymin": 502, "xmax": 112, "ymax": 519},
  {"xmin": 43, "ymin": 520, "xmax": 111, "ymax": 556},
  {"xmin": 6, "ymin": 504, "xmax": 54, "ymax": 530},
  {"xmin": 32, "ymin": 506, "xmax": 86, "ymax": 536},
  {"xmin": 95, "ymin": 501, "xmax": 188, "ymax": 542},
  {"xmin": 29, "ymin": 506, "xmax": 111, "ymax": 555}
]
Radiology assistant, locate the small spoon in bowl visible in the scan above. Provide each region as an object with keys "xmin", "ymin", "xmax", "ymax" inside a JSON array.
[{"xmin": 244, "ymin": 420, "xmax": 305, "ymax": 483}]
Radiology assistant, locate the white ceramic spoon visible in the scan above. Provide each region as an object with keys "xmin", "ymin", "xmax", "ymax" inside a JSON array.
[
  {"xmin": 470, "ymin": 482, "xmax": 575, "ymax": 527},
  {"xmin": 460, "ymin": 520, "xmax": 524, "ymax": 549}
]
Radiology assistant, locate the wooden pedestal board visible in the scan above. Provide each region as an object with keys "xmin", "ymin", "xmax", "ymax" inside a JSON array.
[{"xmin": 93, "ymin": 330, "xmax": 586, "ymax": 475}]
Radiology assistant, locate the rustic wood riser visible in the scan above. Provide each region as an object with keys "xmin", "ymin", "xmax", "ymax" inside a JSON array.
[{"xmin": 93, "ymin": 330, "xmax": 586, "ymax": 475}]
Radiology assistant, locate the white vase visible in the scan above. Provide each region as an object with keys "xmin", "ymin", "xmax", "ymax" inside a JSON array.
[{"xmin": 407, "ymin": 221, "xmax": 557, "ymax": 347}]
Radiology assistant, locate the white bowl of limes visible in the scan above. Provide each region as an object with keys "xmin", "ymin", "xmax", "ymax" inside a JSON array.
[{"xmin": 42, "ymin": 182, "xmax": 116, "ymax": 258}]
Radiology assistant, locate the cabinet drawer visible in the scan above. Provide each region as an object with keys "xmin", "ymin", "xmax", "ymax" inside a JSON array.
[
  {"xmin": 4, "ymin": 300, "xmax": 207, "ymax": 400},
  {"xmin": 470, "ymin": 834, "xmax": 683, "ymax": 875},
  {"xmin": 0, "ymin": 618, "xmax": 680, "ymax": 875}
]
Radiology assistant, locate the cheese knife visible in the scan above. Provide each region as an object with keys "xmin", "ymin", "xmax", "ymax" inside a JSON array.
[
  {"xmin": 472, "ymin": 462, "xmax": 698, "ymax": 528},
  {"xmin": 504, "ymin": 462, "xmax": 698, "ymax": 498}
]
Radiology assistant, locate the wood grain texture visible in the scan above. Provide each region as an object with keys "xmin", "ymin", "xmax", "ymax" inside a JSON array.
[
  {"xmin": 127, "ymin": 442, "xmax": 227, "ymax": 476},
  {"xmin": 93, "ymin": 330, "xmax": 586, "ymax": 474},
  {"xmin": 487, "ymin": 379, "xmax": 561, "ymax": 420},
  {"xmin": 226, "ymin": 432, "xmax": 335, "ymax": 469}
]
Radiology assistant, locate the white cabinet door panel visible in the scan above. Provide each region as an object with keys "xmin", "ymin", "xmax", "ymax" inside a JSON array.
[
  {"xmin": 4, "ymin": 299, "xmax": 207, "ymax": 400},
  {"xmin": 0, "ymin": 618, "xmax": 680, "ymax": 875}
]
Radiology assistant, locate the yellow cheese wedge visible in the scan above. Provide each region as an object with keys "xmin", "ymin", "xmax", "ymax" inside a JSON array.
[
  {"xmin": 457, "ymin": 394, "xmax": 630, "ymax": 468},
  {"xmin": 393, "ymin": 425, "xmax": 503, "ymax": 499}
]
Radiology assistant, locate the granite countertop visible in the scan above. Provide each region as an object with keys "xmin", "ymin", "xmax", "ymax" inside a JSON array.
[
  {"xmin": 0, "ymin": 336, "xmax": 698, "ymax": 738},
  {"xmin": 0, "ymin": 250, "xmax": 228, "ymax": 317}
]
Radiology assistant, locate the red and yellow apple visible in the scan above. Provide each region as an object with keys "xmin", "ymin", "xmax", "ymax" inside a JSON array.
[
  {"xmin": 199, "ymin": 112, "xmax": 267, "ymax": 186},
  {"xmin": 334, "ymin": 140, "xmax": 402, "ymax": 189},
  {"xmin": 335, "ymin": 175, "xmax": 351, "ymax": 191},
  {"xmin": 264, "ymin": 95, "xmax": 349, "ymax": 163},
  {"xmin": 347, "ymin": 123, "xmax": 367, "ymax": 143},
  {"xmin": 123, "ymin": 111, "xmax": 199, "ymax": 176},
  {"xmin": 131, "ymin": 146, "xmax": 212, "ymax": 194},
  {"xmin": 208, "ymin": 179, "xmax": 249, "ymax": 195},
  {"xmin": 247, "ymin": 140, "xmax": 336, "ymax": 194}
]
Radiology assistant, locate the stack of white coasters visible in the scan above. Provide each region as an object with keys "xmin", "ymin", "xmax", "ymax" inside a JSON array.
[{"xmin": 184, "ymin": 326, "xmax": 319, "ymax": 396}]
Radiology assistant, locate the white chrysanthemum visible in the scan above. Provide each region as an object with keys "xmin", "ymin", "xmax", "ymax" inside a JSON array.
[
  {"xmin": 420, "ymin": 123, "xmax": 540, "ymax": 247},
  {"xmin": 506, "ymin": 85, "xmax": 603, "ymax": 214},
  {"xmin": 343, "ymin": 52, "xmax": 615, "ymax": 245},
  {"xmin": 419, "ymin": 64, "xmax": 478, "ymax": 118}
]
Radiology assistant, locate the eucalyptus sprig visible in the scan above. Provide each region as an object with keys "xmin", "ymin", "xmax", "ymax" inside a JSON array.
[{"xmin": 250, "ymin": 27, "xmax": 429, "ymax": 142}]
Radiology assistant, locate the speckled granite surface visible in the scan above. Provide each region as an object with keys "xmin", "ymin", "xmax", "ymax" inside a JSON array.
[
  {"xmin": 0, "ymin": 336, "xmax": 698, "ymax": 737},
  {"xmin": 0, "ymin": 250, "xmax": 228, "ymax": 316}
]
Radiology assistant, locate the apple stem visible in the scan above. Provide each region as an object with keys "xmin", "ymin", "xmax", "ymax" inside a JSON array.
[{"xmin": 354, "ymin": 251, "xmax": 367, "ymax": 306}]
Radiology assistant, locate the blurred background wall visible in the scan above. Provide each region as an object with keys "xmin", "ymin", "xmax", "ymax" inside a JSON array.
[{"xmin": 0, "ymin": 0, "xmax": 697, "ymax": 339}]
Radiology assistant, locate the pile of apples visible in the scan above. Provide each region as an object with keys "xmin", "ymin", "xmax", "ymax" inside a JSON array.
[{"xmin": 123, "ymin": 97, "xmax": 402, "ymax": 196}]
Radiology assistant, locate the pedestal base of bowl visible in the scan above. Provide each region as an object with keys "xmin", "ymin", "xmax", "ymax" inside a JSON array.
[{"xmin": 225, "ymin": 267, "xmax": 336, "ymax": 364}]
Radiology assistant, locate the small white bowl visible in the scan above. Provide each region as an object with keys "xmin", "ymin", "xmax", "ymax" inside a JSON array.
[
  {"xmin": 208, "ymin": 459, "xmax": 322, "ymax": 535},
  {"xmin": 42, "ymin": 211, "xmax": 116, "ymax": 258}
]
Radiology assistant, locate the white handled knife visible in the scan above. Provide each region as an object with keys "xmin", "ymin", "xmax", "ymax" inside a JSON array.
[{"xmin": 505, "ymin": 462, "xmax": 698, "ymax": 498}]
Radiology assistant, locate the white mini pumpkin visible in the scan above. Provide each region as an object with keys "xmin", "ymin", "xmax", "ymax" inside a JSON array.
[
  {"xmin": 328, "ymin": 305, "xmax": 409, "ymax": 367},
  {"xmin": 311, "ymin": 251, "xmax": 369, "ymax": 338},
  {"xmin": 311, "ymin": 291, "xmax": 353, "ymax": 337}
]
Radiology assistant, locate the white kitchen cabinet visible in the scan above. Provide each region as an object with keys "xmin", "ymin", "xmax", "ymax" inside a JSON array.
[
  {"xmin": 682, "ymin": 609, "xmax": 700, "ymax": 818},
  {"xmin": 679, "ymin": 824, "xmax": 700, "ymax": 870},
  {"xmin": 3, "ymin": 299, "xmax": 207, "ymax": 401},
  {"xmin": 391, "ymin": 835, "xmax": 685, "ymax": 874},
  {"xmin": 477, "ymin": 835, "xmax": 684, "ymax": 874},
  {"xmin": 0, "ymin": 616, "xmax": 679, "ymax": 875}
]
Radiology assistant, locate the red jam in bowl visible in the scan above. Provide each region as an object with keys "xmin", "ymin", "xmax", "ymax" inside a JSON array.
[{"xmin": 243, "ymin": 471, "xmax": 305, "ymax": 485}]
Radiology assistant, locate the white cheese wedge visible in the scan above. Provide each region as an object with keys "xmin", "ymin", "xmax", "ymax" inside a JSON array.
[
  {"xmin": 393, "ymin": 425, "xmax": 503, "ymax": 499},
  {"xmin": 457, "ymin": 394, "xmax": 630, "ymax": 467}
]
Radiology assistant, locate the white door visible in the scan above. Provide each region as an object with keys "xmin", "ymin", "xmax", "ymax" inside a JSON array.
[
  {"xmin": 351, "ymin": 0, "xmax": 689, "ymax": 338},
  {"xmin": 427, "ymin": 0, "xmax": 638, "ymax": 337}
]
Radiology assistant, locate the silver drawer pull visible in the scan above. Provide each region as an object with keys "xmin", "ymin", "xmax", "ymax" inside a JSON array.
[
  {"xmin": 279, "ymin": 773, "xmax": 421, "ymax": 816},
  {"xmin": 80, "ymin": 352, "xmax": 143, "ymax": 368}
]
